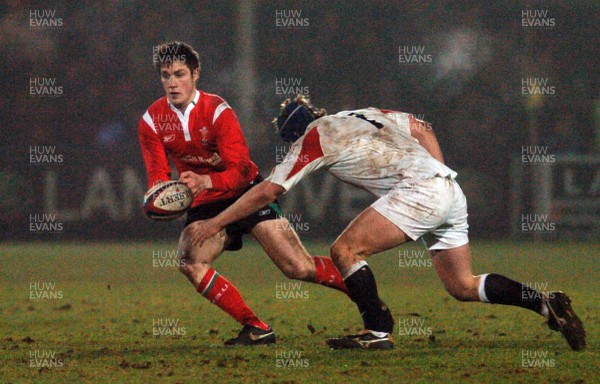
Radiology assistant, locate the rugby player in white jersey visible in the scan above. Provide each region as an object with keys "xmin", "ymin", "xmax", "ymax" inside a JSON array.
[{"xmin": 190, "ymin": 95, "xmax": 586, "ymax": 351}]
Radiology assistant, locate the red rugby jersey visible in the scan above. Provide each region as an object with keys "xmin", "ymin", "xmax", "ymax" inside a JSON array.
[{"xmin": 138, "ymin": 90, "xmax": 258, "ymax": 207}]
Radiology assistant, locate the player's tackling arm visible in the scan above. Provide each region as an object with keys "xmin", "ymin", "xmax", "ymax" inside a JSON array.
[
  {"xmin": 409, "ymin": 117, "xmax": 445, "ymax": 164},
  {"xmin": 218, "ymin": 181, "xmax": 284, "ymax": 227},
  {"xmin": 191, "ymin": 126, "xmax": 328, "ymax": 245},
  {"xmin": 190, "ymin": 181, "xmax": 285, "ymax": 246}
]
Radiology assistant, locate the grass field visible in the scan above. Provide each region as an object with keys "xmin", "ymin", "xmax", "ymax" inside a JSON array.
[{"xmin": 0, "ymin": 241, "xmax": 597, "ymax": 383}]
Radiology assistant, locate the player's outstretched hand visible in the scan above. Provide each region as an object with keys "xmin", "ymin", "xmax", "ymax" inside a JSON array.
[
  {"xmin": 179, "ymin": 171, "xmax": 212, "ymax": 196},
  {"xmin": 191, "ymin": 219, "xmax": 222, "ymax": 247}
]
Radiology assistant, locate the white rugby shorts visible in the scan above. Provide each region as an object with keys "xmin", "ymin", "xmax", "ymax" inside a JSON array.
[{"xmin": 371, "ymin": 176, "xmax": 469, "ymax": 250}]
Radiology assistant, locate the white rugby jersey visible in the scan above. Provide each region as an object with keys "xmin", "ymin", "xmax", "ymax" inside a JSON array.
[{"xmin": 267, "ymin": 108, "xmax": 457, "ymax": 197}]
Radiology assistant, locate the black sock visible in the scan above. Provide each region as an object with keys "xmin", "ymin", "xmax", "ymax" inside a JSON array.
[
  {"xmin": 344, "ymin": 265, "xmax": 394, "ymax": 333},
  {"xmin": 483, "ymin": 273, "xmax": 544, "ymax": 314}
]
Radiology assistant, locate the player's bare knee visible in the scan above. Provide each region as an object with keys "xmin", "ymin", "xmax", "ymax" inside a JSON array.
[
  {"xmin": 447, "ymin": 288, "xmax": 471, "ymax": 302},
  {"xmin": 179, "ymin": 224, "xmax": 196, "ymax": 246},
  {"xmin": 281, "ymin": 265, "xmax": 301, "ymax": 280},
  {"xmin": 330, "ymin": 241, "xmax": 348, "ymax": 262},
  {"xmin": 177, "ymin": 247, "xmax": 215, "ymax": 279},
  {"xmin": 300, "ymin": 259, "xmax": 316, "ymax": 280},
  {"xmin": 177, "ymin": 228, "xmax": 193, "ymax": 255},
  {"xmin": 330, "ymin": 241, "xmax": 357, "ymax": 269},
  {"xmin": 445, "ymin": 280, "xmax": 478, "ymax": 302}
]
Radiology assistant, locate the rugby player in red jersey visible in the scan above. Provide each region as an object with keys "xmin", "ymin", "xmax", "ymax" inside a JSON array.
[
  {"xmin": 190, "ymin": 95, "xmax": 586, "ymax": 351},
  {"xmin": 138, "ymin": 42, "xmax": 348, "ymax": 345}
]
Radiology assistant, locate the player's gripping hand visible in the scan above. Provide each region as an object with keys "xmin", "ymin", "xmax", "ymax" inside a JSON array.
[
  {"xmin": 190, "ymin": 219, "xmax": 222, "ymax": 247},
  {"xmin": 179, "ymin": 171, "xmax": 213, "ymax": 196}
]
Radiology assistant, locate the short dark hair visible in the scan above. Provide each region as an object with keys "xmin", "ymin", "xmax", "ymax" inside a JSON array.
[{"xmin": 153, "ymin": 41, "xmax": 200, "ymax": 75}]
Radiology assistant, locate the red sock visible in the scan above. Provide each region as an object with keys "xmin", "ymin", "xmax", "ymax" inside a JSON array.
[
  {"xmin": 312, "ymin": 256, "xmax": 349, "ymax": 295},
  {"xmin": 197, "ymin": 269, "xmax": 269, "ymax": 330}
]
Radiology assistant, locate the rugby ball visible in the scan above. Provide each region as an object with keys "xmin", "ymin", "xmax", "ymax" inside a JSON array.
[{"xmin": 143, "ymin": 181, "xmax": 193, "ymax": 221}]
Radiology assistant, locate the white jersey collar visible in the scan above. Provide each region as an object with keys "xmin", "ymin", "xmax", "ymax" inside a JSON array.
[
  {"xmin": 168, "ymin": 89, "xmax": 200, "ymax": 117},
  {"xmin": 168, "ymin": 90, "xmax": 199, "ymax": 142}
]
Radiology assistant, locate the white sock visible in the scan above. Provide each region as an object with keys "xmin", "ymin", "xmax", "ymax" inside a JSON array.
[
  {"xmin": 342, "ymin": 260, "xmax": 368, "ymax": 280},
  {"xmin": 478, "ymin": 273, "xmax": 490, "ymax": 303},
  {"xmin": 370, "ymin": 331, "xmax": 388, "ymax": 338}
]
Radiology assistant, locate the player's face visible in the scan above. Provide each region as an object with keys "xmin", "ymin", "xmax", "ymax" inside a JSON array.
[{"xmin": 160, "ymin": 61, "xmax": 199, "ymax": 111}]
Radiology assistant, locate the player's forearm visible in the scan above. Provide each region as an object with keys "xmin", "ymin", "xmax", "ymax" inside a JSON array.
[
  {"xmin": 414, "ymin": 130, "xmax": 445, "ymax": 164},
  {"xmin": 420, "ymin": 136, "xmax": 444, "ymax": 164},
  {"xmin": 212, "ymin": 181, "xmax": 280, "ymax": 228}
]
